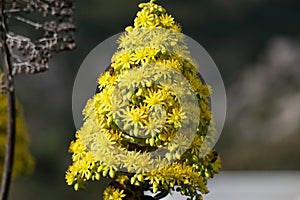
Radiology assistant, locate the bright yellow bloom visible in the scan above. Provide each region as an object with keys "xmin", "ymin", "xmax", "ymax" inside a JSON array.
[
  {"xmin": 144, "ymin": 117, "xmax": 164, "ymax": 137},
  {"xmin": 144, "ymin": 88, "xmax": 166, "ymax": 107},
  {"xmin": 134, "ymin": 10, "xmax": 156, "ymax": 28},
  {"xmin": 167, "ymin": 108, "xmax": 186, "ymax": 128},
  {"xmin": 189, "ymin": 134, "xmax": 203, "ymax": 154},
  {"xmin": 103, "ymin": 186, "xmax": 126, "ymax": 200},
  {"xmin": 66, "ymin": 1, "xmax": 220, "ymax": 200},
  {"xmin": 112, "ymin": 51, "xmax": 134, "ymax": 71},
  {"xmin": 98, "ymin": 71, "xmax": 117, "ymax": 89},
  {"xmin": 159, "ymin": 13, "xmax": 174, "ymax": 27},
  {"xmin": 132, "ymin": 48, "xmax": 149, "ymax": 65},
  {"xmin": 122, "ymin": 151, "xmax": 140, "ymax": 173},
  {"xmin": 145, "ymin": 48, "xmax": 159, "ymax": 61},
  {"xmin": 69, "ymin": 139, "xmax": 86, "ymax": 162},
  {"xmin": 124, "ymin": 106, "xmax": 147, "ymax": 124}
]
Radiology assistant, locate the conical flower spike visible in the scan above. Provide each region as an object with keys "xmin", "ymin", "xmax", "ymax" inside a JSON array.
[{"xmin": 66, "ymin": 1, "xmax": 221, "ymax": 199}]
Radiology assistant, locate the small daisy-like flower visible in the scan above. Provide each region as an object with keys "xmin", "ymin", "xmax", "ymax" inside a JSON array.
[
  {"xmin": 149, "ymin": 34, "xmax": 168, "ymax": 52},
  {"xmin": 119, "ymin": 106, "xmax": 147, "ymax": 131},
  {"xmin": 144, "ymin": 170, "xmax": 160, "ymax": 193},
  {"xmin": 189, "ymin": 134, "xmax": 203, "ymax": 154},
  {"xmin": 65, "ymin": 164, "xmax": 80, "ymax": 186},
  {"xmin": 122, "ymin": 151, "xmax": 140, "ymax": 172},
  {"xmin": 98, "ymin": 71, "xmax": 117, "ymax": 89},
  {"xmin": 90, "ymin": 130, "xmax": 115, "ymax": 158},
  {"xmin": 117, "ymin": 67, "xmax": 150, "ymax": 89},
  {"xmin": 69, "ymin": 139, "xmax": 86, "ymax": 161},
  {"xmin": 131, "ymin": 68, "xmax": 151, "ymax": 88},
  {"xmin": 166, "ymin": 132, "xmax": 192, "ymax": 160},
  {"xmin": 144, "ymin": 88, "xmax": 166, "ymax": 107},
  {"xmin": 171, "ymin": 23, "xmax": 182, "ymax": 32},
  {"xmin": 167, "ymin": 108, "xmax": 186, "ymax": 128},
  {"xmin": 144, "ymin": 117, "xmax": 164, "ymax": 137},
  {"xmin": 132, "ymin": 48, "xmax": 149, "ymax": 65},
  {"xmin": 152, "ymin": 64, "xmax": 174, "ymax": 81},
  {"xmin": 94, "ymin": 86, "xmax": 113, "ymax": 113},
  {"xmin": 102, "ymin": 152, "xmax": 120, "ymax": 174},
  {"xmin": 117, "ymin": 32, "xmax": 129, "ymax": 45},
  {"xmin": 103, "ymin": 186, "xmax": 126, "ymax": 200},
  {"xmin": 112, "ymin": 51, "xmax": 134, "ymax": 71},
  {"xmin": 160, "ymin": 58, "xmax": 181, "ymax": 72},
  {"xmin": 134, "ymin": 10, "xmax": 156, "ymax": 28},
  {"xmin": 146, "ymin": 48, "xmax": 159, "ymax": 61},
  {"xmin": 75, "ymin": 152, "xmax": 95, "ymax": 181},
  {"xmin": 159, "ymin": 13, "xmax": 175, "ymax": 27}
]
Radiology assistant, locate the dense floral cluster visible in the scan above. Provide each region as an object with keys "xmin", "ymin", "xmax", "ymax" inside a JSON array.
[
  {"xmin": 66, "ymin": 1, "xmax": 221, "ymax": 199},
  {"xmin": 0, "ymin": 78, "xmax": 34, "ymax": 178}
]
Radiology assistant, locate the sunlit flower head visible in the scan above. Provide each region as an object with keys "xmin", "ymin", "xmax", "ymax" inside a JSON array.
[{"xmin": 66, "ymin": 1, "xmax": 220, "ymax": 200}]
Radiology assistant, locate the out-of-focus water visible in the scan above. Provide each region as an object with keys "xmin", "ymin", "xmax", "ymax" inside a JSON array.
[{"xmin": 146, "ymin": 171, "xmax": 300, "ymax": 200}]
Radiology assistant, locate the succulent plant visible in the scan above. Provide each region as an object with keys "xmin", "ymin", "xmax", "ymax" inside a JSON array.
[{"xmin": 66, "ymin": 1, "xmax": 221, "ymax": 199}]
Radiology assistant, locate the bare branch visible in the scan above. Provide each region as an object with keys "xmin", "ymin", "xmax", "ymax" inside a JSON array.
[
  {"xmin": 0, "ymin": 0, "xmax": 76, "ymax": 199},
  {"xmin": 12, "ymin": 62, "xmax": 48, "ymax": 75},
  {"xmin": 4, "ymin": 8, "xmax": 22, "ymax": 14},
  {"xmin": 0, "ymin": 1, "xmax": 17, "ymax": 199},
  {"xmin": 8, "ymin": 14, "xmax": 43, "ymax": 29},
  {"xmin": 4, "ymin": 0, "xmax": 76, "ymax": 75}
]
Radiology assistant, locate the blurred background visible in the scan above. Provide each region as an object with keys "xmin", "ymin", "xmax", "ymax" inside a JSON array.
[{"xmin": 6, "ymin": 0, "xmax": 300, "ymax": 199}]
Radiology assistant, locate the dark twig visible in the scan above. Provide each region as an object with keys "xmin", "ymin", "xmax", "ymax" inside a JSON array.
[
  {"xmin": 0, "ymin": 1, "xmax": 16, "ymax": 199},
  {"xmin": 0, "ymin": 0, "xmax": 75, "ymax": 199}
]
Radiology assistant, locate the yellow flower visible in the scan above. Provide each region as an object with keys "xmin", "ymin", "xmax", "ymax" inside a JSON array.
[
  {"xmin": 117, "ymin": 67, "xmax": 150, "ymax": 89},
  {"xmin": 144, "ymin": 170, "xmax": 160, "ymax": 193},
  {"xmin": 78, "ymin": 158, "xmax": 92, "ymax": 180},
  {"xmin": 145, "ymin": 48, "xmax": 159, "ymax": 61},
  {"xmin": 159, "ymin": 13, "xmax": 174, "ymax": 27},
  {"xmin": 118, "ymin": 106, "xmax": 148, "ymax": 136},
  {"xmin": 124, "ymin": 106, "xmax": 147, "ymax": 124},
  {"xmin": 66, "ymin": 1, "xmax": 221, "ymax": 199},
  {"xmin": 172, "ymin": 23, "xmax": 182, "ymax": 32},
  {"xmin": 168, "ymin": 132, "xmax": 191, "ymax": 157},
  {"xmin": 166, "ymin": 59, "xmax": 182, "ymax": 71},
  {"xmin": 144, "ymin": 117, "xmax": 164, "ymax": 137},
  {"xmin": 112, "ymin": 51, "xmax": 134, "ymax": 71},
  {"xmin": 132, "ymin": 48, "xmax": 149, "ymax": 65},
  {"xmin": 65, "ymin": 165, "xmax": 78, "ymax": 186},
  {"xmin": 134, "ymin": 10, "xmax": 156, "ymax": 28},
  {"xmin": 167, "ymin": 108, "xmax": 186, "ymax": 128},
  {"xmin": 98, "ymin": 71, "xmax": 117, "ymax": 89},
  {"xmin": 122, "ymin": 151, "xmax": 140, "ymax": 173},
  {"xmin": 69, "ymin": 139, "xmax": 86, "ymax": 162},
  {"xmin": 136, "ymin": 152, "xmax": 155, "ymax": 173},
  {"xmin": 144, "ymin": 88, "xmax": 166, "ymax": 107},
  {"xmin": 190, "ymin": 134, "xmax": 203, "ymax": 154},
  {"xmin": 103, "ymin": 186, "xmax": 126, "ymax": 200},
  {"xmin": 101, "ymin": 152, "xmax": 119, "ymax": 176}
]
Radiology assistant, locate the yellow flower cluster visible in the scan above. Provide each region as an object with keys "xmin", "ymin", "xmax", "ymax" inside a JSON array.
[
  {"xmin": 130, "ymin": 0, "xmax": 181, "ymax": 31},
  {"xmin": 0, "ymin": 80, "xmax": 34, "ymax": 179},
  {"xmin": 66, "ymin": 0, "xmax": 221, "ymax": 199}
]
